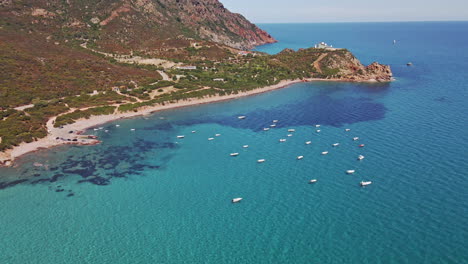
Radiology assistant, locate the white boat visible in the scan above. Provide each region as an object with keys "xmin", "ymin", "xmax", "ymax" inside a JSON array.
[
  {"xmin": 315, "ymin": 125, "xmax": 321, "ymax": 128},
  {"xmin": 257, "ymin": 159, "xmax": 266, "ymax": 163},
  {"xmin": 104, "ymin": 130, "xmax": 109, "ymax": 133},
  {"xmin": 279, "ymin": 139, "xmax": 287, "ymax": 142},
  {"xmin": 360, "ymin": 181, "xmax": 372, "ymax": 186},
  {"xmin": 130, "ymin": 129, "xmax": 136, "ymax": 131},
  {"xmin": 243, "ymin": 145, "xmax": 249, "ymax": 148},
  {"xmin": 115, "ymin": 125, "xmax": 120, "ymax": 127},
  {"xmin": 346, "ymin": 170, "xmax": 356, "ymax": 174},
  {"xmin": 208, "ymin": 138, "xmax": 214, "ymax": 141},
  {"xmin": 353, "ymin": 137, "xmax": 359, "ymax": 141},
  {"xmin": 93, "ymin": 128, "xmax": 98, "ymax": 131},
  {"xmin": 297, "ymin": 156, "xmax": 304, "ymax": 160},
  {"xmin": 215, "ymin": 134, "xmax": 221, "ymax": 137},
  {"xmin": 177, "ymin": 135, "xmax": 185, "ymax": 139},
  {"xmin": 273, "ymin": 120, "xmax": 279, "ymax": 123},
  {"xmin": 332, "ymin": 143, "xmax": 339, "ymax": 147},
  {"xmin": 270, "ymin": 124, "xmax": 276, "ymax": 127},
  {"xmin": 238, "ymin": 116, "xmax": 246, "ymax": 119},
  {"xmin": 305, "ymin": 141, "xmax": 312, "ymax": 145},
  {"xmin": 345, "ymin": 128, "xmax": 351, "ymax": 132},
  {"xmin": 288, "ymin": 129, "xmax": 296, "ymax": 132},
  {"xmin": 309, "ymin": 179, "xmax": 318, "ymax": 184},
  {"xmin": 287, "ymin": 134, "xmax": 293, "ymax": 137},
  {"xmin": 232, "ymin": 198, "xmax": 243, "ymax": 203},
  {"xmin": 316, "ymin": 130, "xmax": 321, "ymax": 133},
  {"xmin": 192, "ymin": 131, "xmax": 196, "ymax": 133},
  {"xmin": 263, "ymin": 128, "xmax": 270, "ymax": 131},
  {"xmin": 98, "ymin": 127, "xmax": 104, "ymax": 130},
  {"xmin": 358, "ymin": 155, "xmax": 365, "ymax": 160},
  {"xmin": 321, "ymin": 151, "xmax": 329, "ymax": 155},
  {"xmin": 230, "ymin": 153, "xmax": 239, "ymax": 157},
  {"xmin": 393, "ymin": 39, "xmax": 397, "ymax": 44}
]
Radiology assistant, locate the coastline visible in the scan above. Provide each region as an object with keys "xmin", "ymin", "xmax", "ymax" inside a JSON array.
[{"xmin": 0, "ymin": 77, "xmax": 386, "ymax": 167}]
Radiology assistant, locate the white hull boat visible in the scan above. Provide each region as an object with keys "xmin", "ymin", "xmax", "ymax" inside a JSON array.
[
  {"xmin": 257, "ymin": 159, "xmax": 266, "ymax": 163},
  {"xmin": 358, "ymin": 155, "xmax": 365, "ymax": 160},
  {"xmin": 297, "ymin": 156, "xmax": 304, "ymax": 160},
  {"xmin": 321, "ymin": 151, "xmax": 329, "ymax": 155},
  {"xmin": 305, "ymin": 141, "xmax": 312, "ymax": 145},
  {"xmin": 309, "ymin": 179, "xmax": 318, "ymax": 183},
  {"xmin": 232, "ymin": 198, "xmax": 243, "ymax": 203},
  {"xmin": 177, "ymin": 135, "xmax": 185, "ymax": 139},
  {"xmin": 346, "ymin": 170, "xmax": 356, "ymax": 174},
  {"xmin": 360, "ymin": 181, "xmax": 372, "ymax": 186},
  {"xmin": 230, "ymin": 153, "xmax": 239, "ymax": 157}
]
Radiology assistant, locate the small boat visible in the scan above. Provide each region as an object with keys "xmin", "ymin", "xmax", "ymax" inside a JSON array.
[
  {"xmin": 192, "ymin": 131, "xmax": 196, "ymax": 133},
  {"xmin": 345, "ymin": 129, "xmax": 351, "ymax": 132},
  {"xmin": 287, "ymin": 134, "xmax": 293, "ymax": 137},
  {"xmin": 273, "ymin": 120, "xmax": 279, "ymax": 123},
  {"xmin": 232, "ymin": 198, "xmax": 243, "ymax": 203},
  {"xmin": 346, "ymin": 170, "xmax": 356, "ymax": 174},
  {"xmin": 353, "ymin": 137, "xmax": 359, "ymax": 141},
  {"xmin": 257, "ymin": 159, "xmax": 266, "ymax": 163},
  {"xmin": 104, "ymin": 130, "xmax": 109, "ymax": 133},
  {"xmin": 360, "ymin": 181, "xmax": 372, "ymax": 186},
  {"xmin": 297, "ymin": 156, "xmax": 304, "ymax": 160},
  {"xmin": 263, "ymin": 128, "xmax": 270, "ymax": 131},
  {"xmin": 321, "ymin": 151, "xmax": 329, "ymax": 155},
  {"xmin": 279, "ymin": 139, "xmax": 287, "ymax": 142},
  {"xmin": 359, "ymin": 144, "xmax": 365, "ymax": 148},
  {"xmin": 270, "ymin": 124, "xmax": 277, "ymax": 127},
  {"xmin": 358, "ymin": 155, "xmax": 365, "ymax": 160},
  {"xmin": 98, "ymin": 127, "xmax": 104, "ymax": 130},
  {"xmin": 130, "ymin": 129, "xmax": 136, "ymax": 131},
  {"xmin": 305, "ymin": 141, "xmax": 312, "ymax": 145},
  {"xmin": 243, "ymin": 145, "xmax": 249, "ymax": 148},
  {"xmin": 315, "ymin": 125, "xmax": 321, "ymax": 128},
  {"xmin": 332, "ymin": 143, "xmax": 339, "ymax": 147},
  {"xmin": 230, "ymin": 153, "xmax": 239, "ymax": 157},
  {"xmin": 208, "ymin": 138, "xmax": 214, "ymax": 141},
  {"xmin": 115, "ymin": 125, "xmax": 120, "ymax": 127},
  {"xmin": 177, "ymin": 135, "xmax": 185, "ymax": 139},
  {"xmin": 215, "ymin": 134, "xmax": 221, "ymax": 137},
  {"xmin": 288, "ymin": 129, "xmax": 295, "ymax": 132},
  {"xmin": 309, "ymin": 179, "xmax": 318, "ymax": 184},
  {"xmin": 93, "ymin": 128, "xmax": 98, "ymax": 131},
  {"xmin": 238, "ymin": 116, "xmax": 246, "ymax": 119},
  {"xmin": 407, "ymin": 62, "xmax": 413, "ymax": 66},
  {"xmin": 393, "ymin": 39, "xmax": 397, "ymax": 44},
  {"xmin": 316, "ymin": 130, "xmax": 321, "ymax": 133}
]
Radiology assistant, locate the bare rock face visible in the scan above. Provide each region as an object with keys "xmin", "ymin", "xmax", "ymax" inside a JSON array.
[{"xmin": 364, "ymin": 62, "xmax": 393, "ymax": 82}]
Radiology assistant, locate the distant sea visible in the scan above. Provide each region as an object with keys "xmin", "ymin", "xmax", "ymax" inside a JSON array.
[{"xmin": 1, "ymin": 22, "xmax": 467, "ymax": 263}]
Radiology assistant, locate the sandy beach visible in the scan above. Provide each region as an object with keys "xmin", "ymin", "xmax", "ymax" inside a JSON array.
[{"xmin": 0, "ymin": 77, "xmax": 374, "ymax": 166}]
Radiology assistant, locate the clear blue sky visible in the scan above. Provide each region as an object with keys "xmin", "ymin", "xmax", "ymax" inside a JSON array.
[{"xmin": 221, "ymin": 0, "xmax": 468, "ymax": 23}]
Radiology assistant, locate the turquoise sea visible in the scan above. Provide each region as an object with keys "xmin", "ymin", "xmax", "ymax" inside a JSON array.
[{"xmin": 1, "ymin": 22, "xmax": 468, "ymax": 263}]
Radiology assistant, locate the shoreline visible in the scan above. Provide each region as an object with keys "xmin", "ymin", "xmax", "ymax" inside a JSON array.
[{"xmin": 0, "ymin": 77, "xmax": 388, "ymax": 167}]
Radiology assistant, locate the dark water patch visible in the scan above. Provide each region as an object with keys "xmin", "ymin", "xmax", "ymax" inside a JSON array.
[
  {"xmin": 33, "ymin": 173, "xmax": 41, "ymax": 177},
  {"xmin": 0, "ymin": 179, "xmax": 28, "ymax": 190},
  {"xmin": 55, "ymin": 189, "xmax": 65, "ymax": 193},
  {"xmin": 78, "ymin": 176, "xmax": 111, "ymax": 186},
  {"xmin": 176, "ymin": 95, "xmax": 387, "ymax": 131},
  {"xmin": 67, "ymin": 193, "xmax": 74, "ymax": 197},
  {"xmin": 30, "ymin": 178, "xmax": 51, "ymax": 184},
  {"xmin": 50, "ymin": 174, "xmax": 65, "ymax": 183}
]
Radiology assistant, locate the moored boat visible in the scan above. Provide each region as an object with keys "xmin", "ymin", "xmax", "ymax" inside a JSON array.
[
  {"xmin": 315, "ymin": 125, "xmax": 321, "ymax": 128},
  {"xmin": 270, "ymin": 124, "xmax": 277, "ymax": 127},
  {"xmin": 263, "ymin": 128, "xmax": 270, "ymax": 131},
  {"xmin": 273, "ymin": 120, "xmax": 279, "ymax": 123},
  {"xmin": 309, "ymin": 179, "xmax": 318, "ymax": 183},
  {"xmin": 353, "ymin": 137, "xmax": 359, "ymax": 141},
  {"xmin": 208, "ymin": 138, "xmax": 214, "ymax": 141},
  {"xmin": 243, "ymin": 145, "xmax": 249, "ymax": 148},
  {"xmin": 238, "ymin": 116, "xmax": 246, "ymax": 119},
  {"xmin": 316, "ymin": 130, "xmax": 321, "ymax": 133},
  {"xmin": 215, "ymin": 134, "xmax": 221, "ymax": 137},
  {"xmin": 321, "ymin": 151, "xmax": 329, "ymax": 155},
  {"xmin": 305, "ymin": 141, "xmax": 312, "ymax": 145},
  {"xmin": 345, "ymin": 128, "xmax": 351, "ymax": 132},
  {"xmin": 346, "ymin": 170, "xmax": 356, "ymax": 174},
  {"xmin": 288, "ymin": 129, "xmax": 296, "ymax": 132},
  {"xmin": 358, "ymin": 155, "xmax": 365, "ymax": 160},
  {"xmin": 360, "ymin": 181, "xmax": 372, "ymax": 186},
  {"xmin": 177, "ymin": 135, "xmax": 185, "ymax": 139},
  {"xmin": 232, "ymin": 198, "xmax": 243, "ymax": 203},
  {"xmin": 332, "ymin": 143, "xmax": 339, "ymax": 147},
  {"xmin": 359, "ymin": 144, "xmax": 365, "ymax": 148},
  {"xmin": 279, "ymin": 139, "xmax": 287, "ymax": 142},
  {"xmin": 230, "ymin": 153, "xmax": 239, "ymax": 157},
  {"xmin": 257, "ymin": 159, "xmax": 266, "ymax": 163},
  {"xmin": 297, "ymin": 156, "xmax": 304, "ymax": 160}
]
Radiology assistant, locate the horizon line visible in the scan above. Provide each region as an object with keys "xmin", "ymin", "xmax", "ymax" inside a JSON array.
[{"xmin": 252, "ymin": 19, "xmax": 468, "ymax": 24}]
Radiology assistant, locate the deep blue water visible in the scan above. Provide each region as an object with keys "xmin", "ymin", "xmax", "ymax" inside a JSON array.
[{"xmin": 1, "ymin": 22, "xmax": 467, "ymax": 263}]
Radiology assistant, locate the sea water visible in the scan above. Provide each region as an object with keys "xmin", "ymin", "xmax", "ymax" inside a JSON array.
[{"xmin": 1, "ymin": 22, "xmax": 467, "ymax": 263}]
